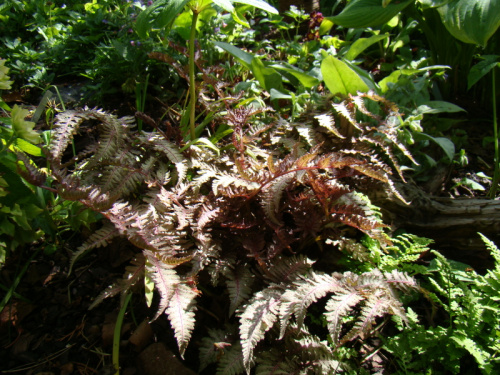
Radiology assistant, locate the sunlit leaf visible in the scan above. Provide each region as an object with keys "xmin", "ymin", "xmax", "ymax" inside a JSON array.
[
  {"xmin": 11, "ymin": 105, "xmax": 41, "ymax": 144},
  {"xmin": 437, "ymin": 0, "xmax": 500, "ymax": 47},
  {"xmin": 233, "ymin": 0, "xmax": 278, "ymax": 14},
  {"xmin": 251, "ymin": 57, "xmax": 283, "ymax": 92},
  {"xmin": 344, "ymin": 34, "xmax": 389, "ymax": 61},
  {"xmin": 330, "ymin": 0, "xmax": 413, "ymax": 28},
  {"xmin": 270, "ymin": 64, "xmax": 320, "ymax": 88},
  {"xmin": 321, "ymin": 56, "xmax": 369, "ymax": 97},
  {"xmin": 212, "ymin": 41, "xmax": 254, "ymax": 69}
]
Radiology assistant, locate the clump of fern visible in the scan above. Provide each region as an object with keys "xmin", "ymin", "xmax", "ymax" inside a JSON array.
[
  {"xmin": 20, "ymin": 91, "xmax": 426, "ymax": 373},
  {"xmin": 382, "ymin": 234, "xmax": 500, "ymax": 374}
]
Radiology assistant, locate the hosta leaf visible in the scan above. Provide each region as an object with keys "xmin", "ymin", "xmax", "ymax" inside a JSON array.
[
  {"xmin": 270, "ymin": 64, "xmax": 320, "ymax": 88},
  {"xmin": 321, "ymin": 56, "xmax": 369, "ymax": 97},
  {"xmin": 329, "ymin": 0, "xmax": 413, "ymax": 29},
  {"xmin": 233, "ymin": 0, "xmax": 278, "ymax": 14},
  {"xmin": 344, "ymin": 34, "xmax": 389, "ymax": 61},
  {"xmin": 437, "ymin": 0, "xmax": 500, "ymax": 47},
  {"xmin": 251, "ymin": 57, "xmax": 283, "ymax": 92}
]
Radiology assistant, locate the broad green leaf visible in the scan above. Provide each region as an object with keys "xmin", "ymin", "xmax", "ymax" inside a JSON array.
[
  {"xmin": 330, "ymin": 0, "xmax": 413, "ymax": 29},
  {"xmin": 212, "ymin": 41, "xmax": 253, "ymax": 69},
  {"xmin": 136, "ymin": 0, "xmax": 190, "ymax": 39},
  {"xmin": 251, "ymin": 57, "xmax": 283, "ymax": 92},
  {"xmin": 269, "ymin": 64, "xmax": 320, "ymax": 88},
  {"xmin": 233, "ymin": 0, "xmax": 278, "ymax": 14},
  {"xmin": 468, "ymin": 55, "xmax": 500, "ymax": 89},
  {"xmin": 0, "ymin": 59, "xmax": 13, "ymax": 90},
  {"xmin": 378, "ymin": 70, "xmax": 403, "ymax": 93},
  {"xmin": 319, "ymin": 17, "xmax": 335, "ymax": 35},
  {"xmin": 11, "ymin": 105, "xmax": 41, "ymax": 144},
  {"xmin": 416, "ymin": 101, "xmax": 465, "ymax": 114},
  {"xmin": 418, "ymin": 133, "xmax": 455, "ymax": 161},
  {"xmin": 344, "ymin": 34, "xmax": 389, "ymax": 61},
  {"xmin": 437, "ymin": 0, "xmax": 500, "ymax": 47},
  {"xmin": 321, "ymin": 56, "xmax": 369, "ymax": 97},
  {"xmin": 418, "ymin": 0, "xmax": 453, "ymax": 8},
  {"xmin": 270, "ymin": 89, "xmax": 292, "ymax": 101},
  {"xmin": 212, "ymin": 0, "xmax": 234, "ymax": 12},
  {"xmin": 15, "ymin": 138, "xmax": 43, "ymax": 157}
]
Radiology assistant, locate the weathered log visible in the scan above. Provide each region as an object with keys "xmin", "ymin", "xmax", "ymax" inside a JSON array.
[{"xmin": 371, "ymin": 182, "xmax": 500, "ymax": 270}]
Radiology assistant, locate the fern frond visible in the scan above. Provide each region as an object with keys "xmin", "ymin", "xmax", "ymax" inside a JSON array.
[
  {"xmin": 225, "ymin": 266, "xmax": 255, "ymax": 317},
  {"xmin": 213, "ymin": 173, "xmax": 260, "ymax": 196},
  {"xmin": 341, "ymin": 292, "xmax": 392, "ymax": 343},
  {"xmin": 199, "ymin": 327, "xmax": 236, "ymax": 372},
  {"xmin": 325, "ymin": 290, "xmax": 364, "ymax": 344},
  {"xmin": 332, "ymin": 101, "xmax": 362, "ymax": 131},
  {"xmin": 145, "ymin": 251, "xmax": 181, "ymax": 320},
  {"xmin": 266, "ymin": 255, "xmax": 315, "ymax": 284},
  {"xmin": 315, "ymin": 113, "xmax": 345, "ymax": 139},
  {"xmin": 279, "ymin": 271, "xmax": 341, "ymax": 338},
  {"xmin": 70, "ymin": 222, "xmax": 119, "ymax": 273},
  {"xmin": 16, "ymin": 152, "xmax": 46, "ymax": 186},
  {"xmin": 260, "ymin": 173, "xmax": 295, "ymax": 225},
  {"xmin": 166, "ymin": 282, "xmax": 198, "ymax": 358},
  {"xmin": 50, "ymin": 110, "xmax": 89, "ymax": 164},
  {"xmin": 144, "ymin": 134, "xmax": 188, "ymax": 183},
  {"xmin": 216, "ymin": 341, "xmax": 245, "ymax": 375},
  {"xmin": 88, "ymin": 254, "xmax": 145, "ymax": 309},
  {"xmin": 239, "ymin": 287, "xmax": 281, "ymax": 372}
]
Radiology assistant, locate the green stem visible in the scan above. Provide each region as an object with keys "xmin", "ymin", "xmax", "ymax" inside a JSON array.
[
  {"xmin": 188, "ymin": 10, "xmax": 200, "ymax": 141},
  {"xmin": 489, "ymin": 67, "xmax": 498, "ymax": 198},
  {"xmin": 113, "ymin": 292, "xmax": 132, "ymax": 375}
]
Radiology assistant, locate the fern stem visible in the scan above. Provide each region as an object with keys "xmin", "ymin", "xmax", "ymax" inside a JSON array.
[
  {"xmin": 489, "ymin": 67, "xmax": 498, "ymax": 198},
  {"xmin": 113, "ymin": 292, "xmax": 132, "ymax": 375},
  {"xmin": 188, "ymin": 10, "xmax": 199, "ymax": 141}
]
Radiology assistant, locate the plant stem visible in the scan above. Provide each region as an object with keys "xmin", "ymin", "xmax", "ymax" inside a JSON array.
[
  {"xmin": 489, "ymin": 67, "xmax": 498, "ymax": 198},
  {"xmin": 113, "ymin": 292, "xmax": 132, "ymax": 375},
  {"xmin": 188, "ymin": 10, "xmax": 199, "ymax": 141}
]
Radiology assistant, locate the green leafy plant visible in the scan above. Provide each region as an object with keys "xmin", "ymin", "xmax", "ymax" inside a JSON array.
[
  {"xmin": 384, "ymin": 234, "xmax": 500, "ymax": 373},
  {"xmin": 136, "ymin": 0, "xmax": 279, "ymax": 139}
]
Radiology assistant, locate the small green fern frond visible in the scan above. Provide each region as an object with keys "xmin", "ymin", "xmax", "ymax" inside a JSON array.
[
  {"xmin": 479, "ymin": 233, "xmax": 500, "ymax": 265},
  {"xmin": 216, "ymin": 341, "xmax": 245, "ymax": 375}
]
